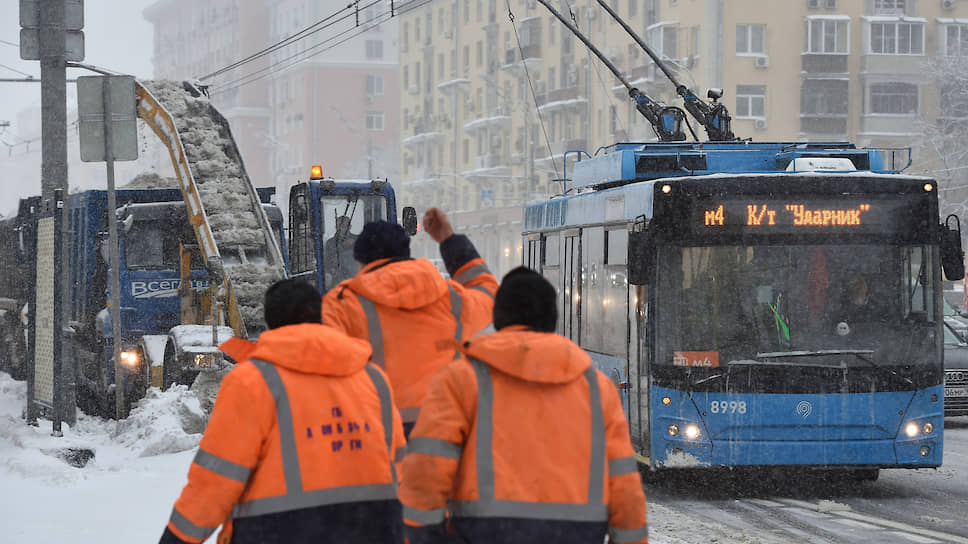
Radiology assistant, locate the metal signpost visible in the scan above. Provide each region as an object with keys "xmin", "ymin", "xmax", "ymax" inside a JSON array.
[
  {"xmin": 21, "ymin": 0, "xmax": 84, "ymax": 434},
  {"xmin": 77, "ymin": 75, "xmax": 138, "ymax": 420}
]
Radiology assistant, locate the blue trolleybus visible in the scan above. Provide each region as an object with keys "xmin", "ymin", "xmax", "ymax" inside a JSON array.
[{"xmin": 522, "ymin": 142, "xmax": 965, "ymax": 478}]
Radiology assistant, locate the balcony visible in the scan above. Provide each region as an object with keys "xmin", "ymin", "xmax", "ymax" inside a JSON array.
[
  {"xmin": 536, "ymin": 87, "xmax": 587, "ymax": 113},
  {"xmin": 801, "ymin": 53, "xmax": 848, "ymax": 74},
  {"xmin": 463, "ymin": 153, "xmax": 510, "ymax": 182},
  {"xmin": 859, "ymin": 113, "xmax": 920, "ymax": 136},
  {"xmin": 463, "ymin": 115, "xmax": 512, "ymax": 134},
  {"xmin": 402, "ymin": 129, "xmax": 446, "ymax": 149},
  {"xmin": 861, "ymin": 53, "xmax": 923, "ymax": 75},
  {"xmin": 437, "ymin": 78, "xmax": 471, "ymax": 95},
  {"xmin": 799, "ymin": 114, "xmax": 848, "ymax": 136},
  {"xmin": 505, "ymin": 45, "xmax": 542, "ymax": 65}
]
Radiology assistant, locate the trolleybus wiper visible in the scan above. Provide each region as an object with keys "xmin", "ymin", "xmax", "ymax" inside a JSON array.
[
  {"xmin": 592, "ymin": 0, "xmax": 737, "ymax": 142},
  {"xmin": 758, "ymin": 350, "xmax": 913, "ymax": 385},
  {"xmin": 534, "ymin": 0, "xmax": 689, "ymax": 142}
]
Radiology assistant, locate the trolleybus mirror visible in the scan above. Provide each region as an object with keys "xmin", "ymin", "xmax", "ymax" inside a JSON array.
[
  {"xmin": 941, "ymin": 214, "xmax": 965, "ymax": 281},
  {"xmin": 628, "ymin": 229, "xmax": 653, "ymax": 285},
  {"xmin": 402, "ymin": 207, "xmax": 418, "ymax": 236}
]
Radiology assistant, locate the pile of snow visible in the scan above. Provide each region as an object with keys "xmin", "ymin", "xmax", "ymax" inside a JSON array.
[
  {"xmin": 140, "ymin": 80, "xmax": 286, "ymax": 332},
  {"xmin": 114, "ymin": 385, "xmax": 207, "ymax": 457}
]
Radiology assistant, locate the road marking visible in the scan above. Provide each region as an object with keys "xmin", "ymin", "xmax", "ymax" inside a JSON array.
[
  {"xmin": 834, "ymin": 518, "xmax": 883, "ymax": 530},
  {"xmin": 771, "ymin": 499, "xmax": 968, "ymax": 543},
  {"xmin": 747, "ymin": 498, "xmax": 785, "ymax": 508},
  {"xmin": 887, "ymin": 531, "xmax": 942, "ymax": 543}
]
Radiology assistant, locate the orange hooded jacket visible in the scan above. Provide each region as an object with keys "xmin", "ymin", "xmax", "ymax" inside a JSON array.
[
  {"xmin": 162, "ymin": 323, "xmax": 406, "ymax": 544},
  {"xmin": 398, "ymin": 327, "xmax": 648, "ymax": 544},
  {"xmin": 322, "ymin": 252, "xmax": 497, "ymax": 424}
]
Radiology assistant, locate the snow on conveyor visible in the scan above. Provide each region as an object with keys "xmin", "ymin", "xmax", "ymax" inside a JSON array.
[{"xmin": 140, "ymin": 81, "xmax": 285, "ymax": 332}]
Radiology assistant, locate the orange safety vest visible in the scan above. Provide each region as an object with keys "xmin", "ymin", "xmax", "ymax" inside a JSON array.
[
  {"xmin": 398, "ymin": 327, "xmax": 648, "ymax": 544},
  {"xmin": 322, "ymin": 256, "xmax": 497, "ymax": 423},
  {"xmin": 165, "ymin": 323, "xmax": 406, "ymax": 543}
]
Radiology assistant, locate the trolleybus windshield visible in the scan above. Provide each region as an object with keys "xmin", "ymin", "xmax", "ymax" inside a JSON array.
[{"xmin": 654, "ymin": 243, "xmax": 939, "ymax": 393}]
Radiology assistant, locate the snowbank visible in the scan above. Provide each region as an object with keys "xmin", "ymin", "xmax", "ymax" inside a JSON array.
[{"xmin": 114, "ymin": 385, "xmax": 207, "ymax": 457}]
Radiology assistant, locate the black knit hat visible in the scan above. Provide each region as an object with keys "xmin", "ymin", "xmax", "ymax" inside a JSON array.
[
  {"xmin": 493, "ymin": 267, "xmax": 557, "ymax": 333},
  {"xmin": 264, "ymin": 279, "xmax": 322, "ymax": 329},
  {"xmin": 353, "ymin": 221, "xmax": 411, "ymax": 265}
]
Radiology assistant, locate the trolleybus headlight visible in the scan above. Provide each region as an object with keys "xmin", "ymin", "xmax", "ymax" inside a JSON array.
[
  {"xmin": 920, "ymin": 446, "xmax": 931, "ymax": 457},
  {"xmin": 662, "ymin": 396, "xmax": 672, "ymax": 405},
  {"xmin": 661, "ymin": 184, "xmax": 673, "ymax": 194},
  {"xmin": 684, "ymin": 425, "xmax": 701, "ymax": 440},
  {"xmin": 120, "ymin": 350, "xmax": 141, "ymax": 369},
  {"xmin": 923, "ymin": 422, "xmax": 934, "ymax": 435},
  {"xmin": 924, "ymin": 183, "xmax": 934, "ymax": 192},
  {"xmin": 667, "ymin": 424, "xmax": 680, "ymax": 437},
  {"xmin": 905, "ymin": 422, "xmax": 920, "ymax": 438}
]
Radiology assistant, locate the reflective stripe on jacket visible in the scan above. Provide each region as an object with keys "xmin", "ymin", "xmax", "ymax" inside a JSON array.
[
  {"xmin": 162, "ymin": 323, "xmax": 406, "ymax": 544},
  {"xmin": 398, "ymin": 327, "xmax": 648, "ymax": 544},
  {"xmin": 322, "ymin": 236, "xmax": 497, "ymax": 423}
]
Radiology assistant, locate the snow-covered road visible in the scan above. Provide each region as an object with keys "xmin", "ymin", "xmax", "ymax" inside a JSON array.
[{"xmin": 2, "ymin": 371, "xmax": 967, "ymax": 543}]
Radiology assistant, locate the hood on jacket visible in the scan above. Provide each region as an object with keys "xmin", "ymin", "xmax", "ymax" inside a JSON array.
[
  {"xmin": 459, "ymin": 326, "xmax": 591, "ymax": 385},
  {"xmin": 345, "ymin": 258, "xmax": 449, "ymax": 310},
  {"xmin": 247, "ymin": 323, "xmax": 373, "ymax": 376}
]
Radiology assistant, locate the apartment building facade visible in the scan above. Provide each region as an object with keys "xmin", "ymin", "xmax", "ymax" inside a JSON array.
[
  {"xmin": 400, "ymin": 0, "xmax": 968, "ymax": 273},
  {"xmin": 265, "ymin": 1, "xmax": 400, "ymax": 190},
  {"xmin": 144, "ymin": 0, "xmax": 273, "ymax": 186},
  {"xmin": 145, "ymin": 1, "xmax": 400, "ymax": 196}
]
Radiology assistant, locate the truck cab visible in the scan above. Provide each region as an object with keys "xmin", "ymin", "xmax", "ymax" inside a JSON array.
[
  {"xmin": 288, "ymin": 167, "xmax": 414, "ymax": 293},
  {"xmin": 68, "ymin": 188, "xmax": 285, "ymax": 416}
]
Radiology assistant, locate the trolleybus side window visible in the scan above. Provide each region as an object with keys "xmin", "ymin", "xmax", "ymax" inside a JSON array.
[
  {"xmin": 581, "ymin": 226, "xmax": 605, "ymax": 353},
  {"xmin": 563, "ymin": 231, "xmax": 581, "ymax": 341},
  {"xmin": 543, "ymin": 232, "xmax": 563, "ymax": 334},
  {"xmin": 604, "ymin": 227, "xmax": 629, "ymax": 358}
]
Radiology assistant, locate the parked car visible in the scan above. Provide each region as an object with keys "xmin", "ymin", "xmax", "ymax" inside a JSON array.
[
  {"xmin": 943, "ymin": 299, "xmax": 968, "ymax": 339},
  {"xmin": 943, "ymin": 320, "xmax": 968, "ymax": 417}
]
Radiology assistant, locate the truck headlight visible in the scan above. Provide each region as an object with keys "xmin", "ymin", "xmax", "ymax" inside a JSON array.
[
  {"xmin": 120, "ymin": 350, "xmax": 141, "ymax": 369},
  {"xmin": 193, "ymin": 353, "xmax": 216, "ymax": 368}
]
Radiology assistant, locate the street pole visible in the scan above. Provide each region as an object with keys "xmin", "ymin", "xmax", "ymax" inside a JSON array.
[
  {"xmin": 101, "ymin": 77, "xmax": 124, "ymax": 420},
  {"xmin": 39, "ymin": 0, "xmax": 68, "ymax": 203},
  {"xmin": 40, "ymin": 0, "xmax": 72, "ymax": 435}
]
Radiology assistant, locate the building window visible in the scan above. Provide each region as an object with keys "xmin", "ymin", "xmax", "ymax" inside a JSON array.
[
  {"xmin": 366, "ymin": 111, "xmax": 385, "ymax": 130},
  {"xmin": 735, "ymin": 85, "xmax": 766, "ymax": 118},
  {"xmin": 869, "ymin": 82, "xmax": 918, "ymax": 114},
  {"xmin": 365, "ymin": 40, "xmax": 384, "ymax": 59},
  {"xmin": 804, "ymin": 17, "xmax": 849, "ymax": 53},
  {"xmin": 943, "ymin": 24, "xmax": 968, "ymax": 56},
  {"xmin": 736, "ymin": 24, "xmax": 766, "ymax": 55},
  {"xmin": 869, "ymin": 21, "xmax": 923, "ymax": 55},
  {"xmin": 648, "ymin": 22, "xmax": 679, "ymax": 59},
  {"xmin": 403, "ymin": 66, "xmax": 409, "ymax": 90},
  {"xmin": 365, "ymin": 74, "xmax": 384, "ymax": 96},
  {"xmin": 402, "ymin": 22, "xmax": 409, "ymax": 53},
  {"xmin": 629, "ymin": 0, "xmax": 638, "ymax": 17},
  {"xmin": 873, "ymin": 0, "xmax": 905, "ymax": 15},
  {"xmin": 476, "ymin": 41, "xmax": 483, "ymax": 66},
  {"xmin": 609, "ymin": 105, "xmax": 618, "ymax": 133},
  {"xmin": 801, "ymin": 79, "xmax": 848, "ymax": 115}
]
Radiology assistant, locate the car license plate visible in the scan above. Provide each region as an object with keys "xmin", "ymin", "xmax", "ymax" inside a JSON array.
[{"xmin": 946, "ymin": 387, "xmax": 968, "ymax": 398}]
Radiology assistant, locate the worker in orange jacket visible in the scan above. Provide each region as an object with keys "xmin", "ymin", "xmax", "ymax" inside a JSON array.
[
  {"xmin": 159, "ymin": 279, "xmax": 406, "ymax": 544},
  {"xmin": 322, "ymin": 208, "xmax": 497, "ymax": 435},
  {"xmin": 399, "ymin": 267, "xmax": 648, "ymax": 544}
]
